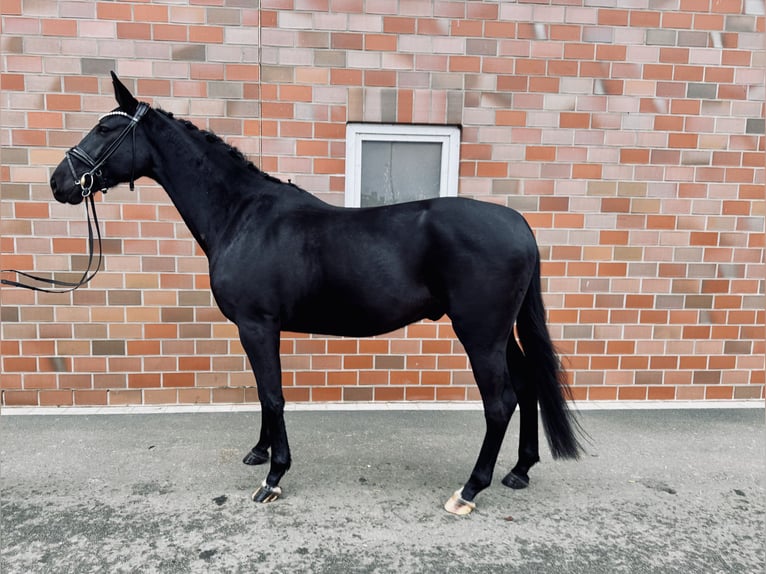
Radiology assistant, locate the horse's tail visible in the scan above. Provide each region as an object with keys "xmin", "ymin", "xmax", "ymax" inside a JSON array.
[{"xmin": 515, "ymin": 253, "xmax": 584, "ymax": 460}]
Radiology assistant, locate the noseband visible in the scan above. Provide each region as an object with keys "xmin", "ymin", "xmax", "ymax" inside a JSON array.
[
  {"xmin": 66, "ymin": 102, "xmax": 149, "ymax": 197},
  {"xmin": 1, "ymin": 103, "xmax": 149, "ymax": 293}
]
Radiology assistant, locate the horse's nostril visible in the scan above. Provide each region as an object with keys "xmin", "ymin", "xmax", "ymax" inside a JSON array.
[{"xmin": 50, "ymin": 176, "xmax": 57, "ymax": 192}]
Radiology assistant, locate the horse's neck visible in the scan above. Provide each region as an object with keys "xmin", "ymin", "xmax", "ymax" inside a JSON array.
[{"xmin": 145, "ymin": 116, "xmax": 248, "ymax": 256}]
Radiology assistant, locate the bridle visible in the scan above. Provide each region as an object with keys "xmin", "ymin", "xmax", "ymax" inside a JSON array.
[
  {"xmin": 66, "ymin": 103, "xmax": 149, "ymax": 197},
  {"xmin": 1, "ymin": 103, "xmax": 149, "ymax": 293}
]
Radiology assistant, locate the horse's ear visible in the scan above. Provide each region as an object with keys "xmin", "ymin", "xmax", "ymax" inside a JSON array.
[{"xmin": 111, "ymin": 71, "xmax": 138, "ymax": 115}]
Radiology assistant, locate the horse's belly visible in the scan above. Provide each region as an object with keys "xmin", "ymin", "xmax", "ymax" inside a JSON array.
[{"xmin": 282, "ymin": 294, "xmax": 444, "ymax": 338}]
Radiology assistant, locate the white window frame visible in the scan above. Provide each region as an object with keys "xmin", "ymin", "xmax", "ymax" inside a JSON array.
[{"xmin": 344, "ymin": 123, "xmax": 461, "ymax": 208}]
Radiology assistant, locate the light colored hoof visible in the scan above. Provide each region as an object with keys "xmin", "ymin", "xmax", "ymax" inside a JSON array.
[
  {"xmin": 444, "ymin": 488, "xmax": 476, "ymax": 516},
  {"xmin": 252, "ymin": 481, "xmax": 282, "ymax": 503}
]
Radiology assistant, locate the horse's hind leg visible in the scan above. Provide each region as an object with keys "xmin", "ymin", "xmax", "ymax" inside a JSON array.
[
  {"xmin": 502, "ymin": 334, "xmax": 540, "ymax": 490},
  {"xmin": 445, "ymin": 336, "xmax": 518, "ymax": 515}
]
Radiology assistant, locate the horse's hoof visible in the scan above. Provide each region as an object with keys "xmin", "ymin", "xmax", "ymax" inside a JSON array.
[
  {"xmin": 502, "ymin": 471, "xmax": 530, "ymax": 490},
  {"xmin": 252, "ymin": 481, "xmax": 282, "ymax": 503},
  {"xmin": 243, "ymin": 448, "xmax": 269, "ymax": 466},
  {"xmin": 444, "ymin": 488, "xmax": 476, "ymax": 516}
]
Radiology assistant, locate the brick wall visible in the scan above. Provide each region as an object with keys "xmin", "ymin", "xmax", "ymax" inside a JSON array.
[{"xmin": 1, "ymin": 0, "xmax": 764, "ymax": 407}]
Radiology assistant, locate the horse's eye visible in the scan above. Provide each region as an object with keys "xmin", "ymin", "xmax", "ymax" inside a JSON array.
[{"xmin": 97, "ymin": 124, "xmax": 110, "ymax": 134}]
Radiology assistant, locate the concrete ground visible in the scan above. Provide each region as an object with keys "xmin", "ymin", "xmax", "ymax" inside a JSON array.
[{"xmin": 1, "ymin": 407, "xmax": 763, "ymax": 573}]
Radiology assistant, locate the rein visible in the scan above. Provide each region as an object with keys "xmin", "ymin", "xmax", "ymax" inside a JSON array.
[{"xmin": 0, "ymin": 103, "xmax": 149, "ymax": 293}]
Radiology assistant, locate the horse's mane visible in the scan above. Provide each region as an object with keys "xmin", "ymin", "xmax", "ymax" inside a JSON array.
[{"xmin": 157, "ymin": 108, "xmax": 292, "ymax": 188}]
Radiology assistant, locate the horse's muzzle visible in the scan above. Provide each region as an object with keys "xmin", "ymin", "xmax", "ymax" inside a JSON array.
[{"xmin": 50, "ymin": 170, "xmax": 84, "ymax": 205}]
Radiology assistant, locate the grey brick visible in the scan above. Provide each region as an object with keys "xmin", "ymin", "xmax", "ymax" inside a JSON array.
[
  {"xmin": 224, "ymin": 0, "xmax": 257, "ymax": 9},
  {"xmin": 209, "ymin": 81, "xmax": 242, "ymax": 99},
  {"xmin": 726, "ymin": 15, "xmax": 756, "ymax": 32},
  {"xmin": 687, "ymin": 83, "xmax": 717, "ymax": 99},
  {"xmin": 447, "ymin": 91, "xmax": 463, "ymax": 125},
  {"xmin": 1, "ymin": 148, "xmax": 28, "ymax": 164},
  {"xmin": 3, "ymin": 36, "xmax": 23, "ymax": 53},
  {"xmin": 677, "ymin": 31, "xmax": 708, "ymax": 47},
  {"xmin": 178, "ymin": 291, "xmax": 211, "ymax": 306},
  {"xmin": 108, "ymin": 291, "xmax": 142, "ymax": 306},
  {"xmin": 655, "ymin": 295, "xmax": 685, "ymax": 309},
  {"xmin": 260, "ymin": 65, "xmax": 294, "ymax": 83},
  {"xmin": 506, "ymin": 195, "xmax": 539, "ymax": 212},
  {"xmin": 0, "ymin": 307, "xmax": 19, "ymax": 322},
  {"xmin": 681, "ymin": 151, "xmax": 711, "ymax": 165},
  {"xmin": 81, "ymin": 58, "xmax": 116, "ymax": 75},
  {"xmin": 227, "ymin": 100, "xmax": 260, "ymax": 118},
  {"xmin": 583, "ymin": 26, "xmax": 613, "ymax": 43},
  {"xmin": 297, "ymin": 31, "xmax": 330, "ymax": 49},
  {"xmin": 466, "ymin": 39, "xmax": 497, "ymax": 56},
  {"xmin": 646, "ymin": 29, "xmax": 676, "ymax": 46},
  {"xmin": 92, "ymin": 340, "xmax": 126, "ymax": 356},
  {"xmin": 207, "ymin": 8, "xmax": 242, "ymax": 26},
  {"xmin": 2, "ymin": 184, "xmax": 30, "ymax": 201},
  {"xmin": 381, "ymin": 89, "xmax": 397, "ymax": 123},
  {"xmin": 431, "ymin": 73, "xmax": 463, "ymax": 90},
  {"xmin": 492, "ymin": 179, "xmax": 520, "ymax": 195},
  {"xmin": 314, "ymin": 51, "xmax": 345, "ymax": 68},
  {"xmin": 746, "ymin": 118, "xmax": 765, "ymax": 134},
  {"xmin": 172, "ymin": 45, "xmax": 206, "ymax": 61}
]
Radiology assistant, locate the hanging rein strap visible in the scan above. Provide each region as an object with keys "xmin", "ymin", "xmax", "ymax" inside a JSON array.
[
  {"xmin": 0, "ymin": 194, "xmax": 102, "ymax": 293},
  {"xmin": 0, "ymin": 103, "xmax": 149, "ymax": 293}
]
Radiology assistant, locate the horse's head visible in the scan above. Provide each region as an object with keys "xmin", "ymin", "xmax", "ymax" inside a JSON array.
[{"xmin": 50, "ymin": 72, "xmax": 151, "ymax": 205}]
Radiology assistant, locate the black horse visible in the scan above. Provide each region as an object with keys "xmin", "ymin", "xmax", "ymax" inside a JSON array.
[{"xmin": 49, "ymin": 73, "xmax": 582, "ymax": 514}]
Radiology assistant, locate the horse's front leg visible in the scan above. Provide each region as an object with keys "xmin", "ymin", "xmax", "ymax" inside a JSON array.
[{"xmin": 237, "ymin": 318, "xmax": 291, "ymax": 503}]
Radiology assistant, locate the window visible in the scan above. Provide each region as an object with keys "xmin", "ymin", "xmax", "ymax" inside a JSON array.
[{"xmin": 344, "ymin": 123, "xmax": 461, "ymax": 208}]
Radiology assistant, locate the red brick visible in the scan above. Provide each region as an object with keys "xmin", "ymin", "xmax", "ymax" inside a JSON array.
[
  {"xmin": 669, "ymin": 133, "xmax": 698, "ymax": 149},
  {"xmin": 599, "ymin": 9, "xmax": 628, "ymax": 26},
  {"xmin": 134, "ymin": 4, "xmax": 168, "ymax": 22},
  {"xmin": 596, "ymin": 45, "xmax": 626, "ymax": 61},
  {"xmin": 190, "ymin": 25, "xmax": 223, "ymax": 43},
  {"xmin": 1, "ymin": 74, "xmax": 24, "ymax": 90},
  {"xmin": 97, "ymin": 2, "xmax": 132, "ymax": 20},
  {"xmin": 573, "ymin": 164, "xmax": 602, "ymax": 179},
  {"xmin": 117, "ymin": 22, "xmax": 152, "ymax": 40},
  {"xmin": 331, "ymin": 69, "xmax": 362, "ymax": 85},
  {"xmin": 560, "ymin": 113, "xmax": 590, "ymax": 129},
  {"xmin": 496, "ymin": 110, "xmax": 526, "ymax": 126},
  {"xmin": 620, "ymin": 149, "xmax": 650, "ymax": 164},
  {"xmin": 153, "ymin": 24, "xmax": 187, "ymax": 41},
  {"xmin": 384, "ymin": 17, "xmax": 415, "ymax": 34},
  {"xmin": 365, "ymin": 34, "xmax": 396, "ymax": 51},
  {"xmin": 42, "ymin": 19, "xmax": 77, "ymax": 36},
  {"xmin": 364, "ymin": 70, "xmax": 396, "ymax": 86},
  {"xmin": 526, "ymin": 146, "xmax": 556, "ymax": 161}
]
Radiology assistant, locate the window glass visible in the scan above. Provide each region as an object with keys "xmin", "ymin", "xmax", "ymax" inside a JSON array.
[{"xmin": 360, "ymin": 141, "xmax": 442, "ymax": 207}]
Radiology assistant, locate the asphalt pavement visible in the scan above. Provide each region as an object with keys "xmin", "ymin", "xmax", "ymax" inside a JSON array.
[{"xmin": 1, "ymin": 407, "xmax": 764, "ymax": 573}]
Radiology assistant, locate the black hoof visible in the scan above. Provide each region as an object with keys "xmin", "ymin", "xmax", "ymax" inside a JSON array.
[
  {"xmin": 502, "ymin": 471, "xmax": 530, "ymax": 490},
  {"xmin": 243, "ymin": 448, "xmax": 269, "ymax": 466}
]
